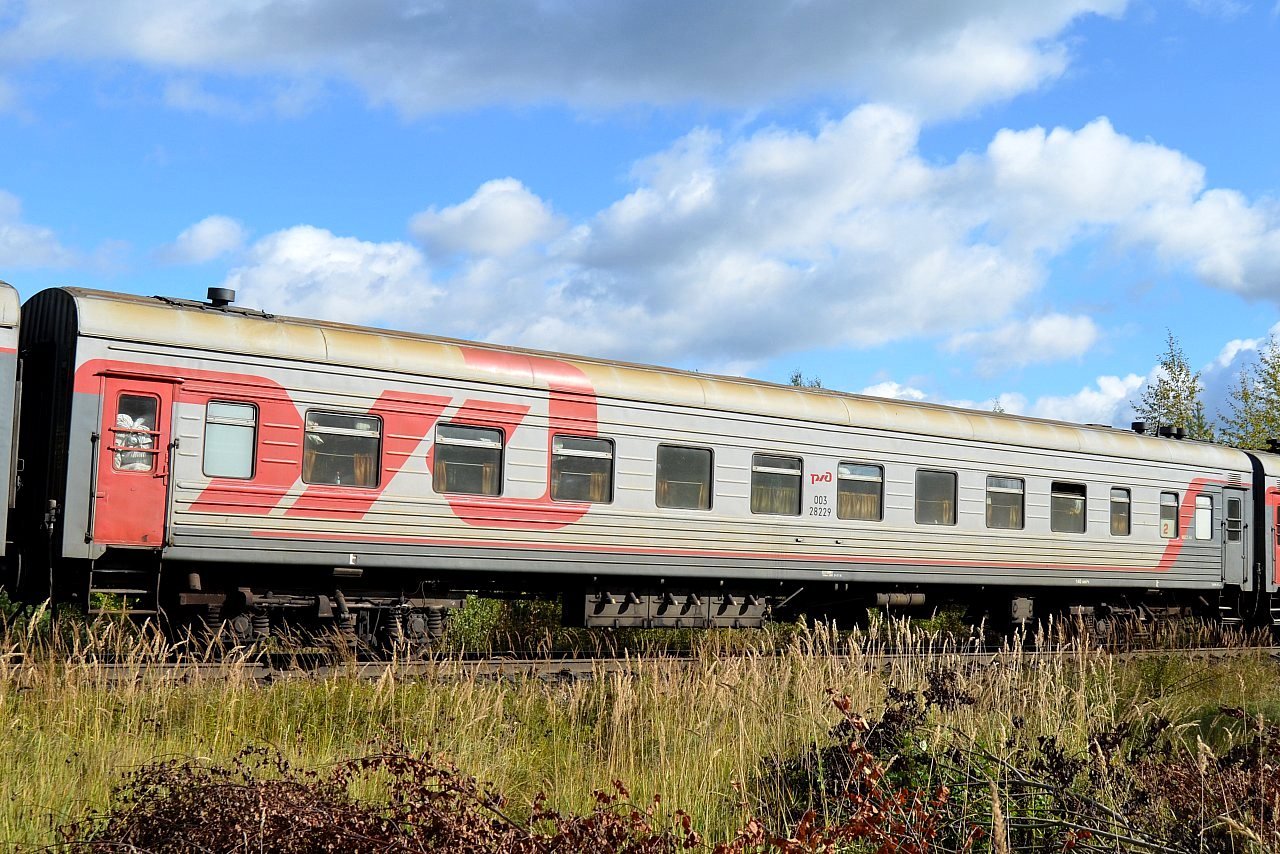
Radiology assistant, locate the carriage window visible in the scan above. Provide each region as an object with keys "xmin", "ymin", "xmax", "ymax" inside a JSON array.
[
  {"xmin": 112, "ymin": 394, "xmax": 160, "ymax": 472},
  {"xmin": 551, "ymin": 436, "xmax": 613, "ymax": 503},
  {"xmin": 302, "ymin": 411, "xmax": 381, "ymax": 488},
  {"xmin": 1110, "ymin": 488, "xmax": 1131, "ymax": 536},
  {"xmin": 1195, "ymin": 495, "xmax": 1213, "ymax": 541},
  {"xmin": 433, "ymin": 423, "xmax": 503, "ymax": 496},
  {"xmin": 203, "ymin": 401, "xmax": 257, "ymax": 479},
  {"xmin": 657, "ymin": 445, "xmax": 713, "ymax": 510},
  {"xmin": 838, "ymin": 463, "xmax": 882, "ymax": 521},
  {"xmin": 1226, "ymin": 496, "xmax": 1243, "ymax": 543},
  {"xmin": 985, "ymin": 476, "xmax": 1024, "ymax": 529},
  {"xmin": 1159, "ymin": 492, "xmax": 1180, "ymax": 538},
  {"xmin": 751, "ymin": 454, "xmax": 802, "ymax": 516},
  {"xmin": 916, "ymin": 470, "xmax": 956, "ymax": 526},
  {"xmin": 1050, "ymin": 482, "xmax": 1086, "ymax": 533}
]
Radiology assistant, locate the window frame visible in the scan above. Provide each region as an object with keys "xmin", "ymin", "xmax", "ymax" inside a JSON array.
[
  {"xmin": 984, "ymin": 474, "xmax": 1025, "ymax": 530},
  {"xmin": 915, "ymin": 468, "xmax": 958, "ymax": 526},
  {"xmin": 433, "ymin": 422, "xmax": 505, "ymax": 497},
  {"xmin": 1159, "ymin": 491, "xmax": 1180, "ymax": 539},
  {"xmin": 1050, "ymin": 481, "xmax": 1087, "ymax": 534},
  {"xmin": 1226, "ymin": 494, "xmax": 1244, "ymax": 543},
  {"xmin": 1109, "ymin": 487, "xmax": 1131, "ymax": 537},
  {"xmin": 1194, "ymin": 494, "xmax": 1213, "ymax": 541},
  {"xmin": 837, "ymin": 461, "xmax": 884, "ymax": 522},
  {"xmin": 550, "ymin": 434, "xmax": 615, "ymax": 504},
  {"xmin": 301, "ymin": 409, "xmax": 384, "ymax": 489},
  {"xmin": 202, "ymin": 399, "xmax": 258, "ymax": 480},
  {"xmin": 750, "ymin": 452, "xmax": 803, "ymax": 517},
  {"xmin": 656, "ymin": 443, "xmax": 714, "ymax": 511},
  {"xmin": 111, "ymin": 392, "xmax": 162, "ymax": 474}
]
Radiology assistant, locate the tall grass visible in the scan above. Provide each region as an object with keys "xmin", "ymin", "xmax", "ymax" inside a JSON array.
[{"xmin": 0, "ymin": 611, "xmax": 1276, "ymax": 848}]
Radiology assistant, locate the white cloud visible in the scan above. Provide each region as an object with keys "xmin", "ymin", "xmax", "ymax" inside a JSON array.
[
  {"xmin": 0, "ymin": 76, "xmax": 16, "ymax": 113},
  {"xmin": 204, "ymin": 108, "xmax": 1280, "ymax": 373},
  {"xmin": 946, "ymin": 313, "xmax": 1099, "ymax": 374},
  {"xmin": 157, "ymin": 214, "xmax": 246, "ymax": 264},
  {"xmin": 0, "ymin": 190, "xmax": 74, "ymax": 267},
  {"xmin": 410, "ymin": 179, "xmax": 563, "ymax": 258},
  {"xmin": 857, "ymin": 373, "xmax": 1141, "ymax": 426},
  {"xmin": 1027, "ymin": 374, "xmax": 1144, "ymax": 424},
  {"xmin": 965, "ymin": 117, "xmax": 1280, "ymax": 298},
  {"xmin": 0, "ymin": 1, "xmax": 1125, "ymax": 118},
  {"xmin": 861, "ymin": 381, "xmax": 928, "ymax": 401},
  {"xmin": 222, "ymin": 226, "xmax": 440, "ymax": 326}
]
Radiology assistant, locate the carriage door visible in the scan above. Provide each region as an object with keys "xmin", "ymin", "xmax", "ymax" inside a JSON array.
[
  {"xmin": 91, "ymin": 377, "xmax": 175, "ymax": 547},
  {"xmin": 1223, "ymin": 488, "xmax": 1249, "ymax": 587}
]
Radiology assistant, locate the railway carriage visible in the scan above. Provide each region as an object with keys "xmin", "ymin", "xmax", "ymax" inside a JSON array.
[{"xmin": 6, "ymin": 284, "xmax": 1280, "ymax": 642}]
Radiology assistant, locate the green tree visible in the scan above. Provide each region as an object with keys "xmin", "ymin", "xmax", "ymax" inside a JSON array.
[
  {"xmin": 1132, "ymin": 331, "xmax": 1215, "ymax": 440},
  {"xmin": 789, "ymin": 369, "xmax": 822, "ymax": 389},
  {"xmin": 1220, "ymin": 336, "xmax": 1280, "ymax": 449}
]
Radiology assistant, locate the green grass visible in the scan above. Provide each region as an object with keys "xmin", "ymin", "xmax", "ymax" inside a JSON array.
[{"xmin": 0, "ymin": 611, "xmax": 1278, "ymax": 848}]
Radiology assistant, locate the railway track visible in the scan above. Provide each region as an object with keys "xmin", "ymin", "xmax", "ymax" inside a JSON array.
[{"xmin": 7, "ymin": 643, "xmax": 1278, "ymax": 686}]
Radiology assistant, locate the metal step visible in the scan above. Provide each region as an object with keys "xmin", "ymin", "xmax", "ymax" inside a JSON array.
[{"xmin": 88, "ymin": 564, "xmax": 160, "ymax": 618}]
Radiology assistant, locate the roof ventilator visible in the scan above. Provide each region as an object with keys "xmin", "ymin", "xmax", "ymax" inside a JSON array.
[{"xmin": 207, "ymin": 287, "xmax": 236, "ymax": 307}]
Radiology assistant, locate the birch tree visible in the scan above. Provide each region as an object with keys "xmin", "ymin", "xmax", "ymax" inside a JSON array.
[{"xmin": 1220, "ymin": 336, "xmax": 1280, "ymax": 449}]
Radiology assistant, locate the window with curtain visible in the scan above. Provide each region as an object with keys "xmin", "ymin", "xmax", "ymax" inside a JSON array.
[
  {"xmin": 1050, "ymin": 481, "xmax": 1086, "ymax": 533},
  {"xmin": 837, "ymin": 462, "xmax": 882, "ymax": 521},
  {"xmin": 551, "ymin": 435, "xmax": 613, "ymax": 503},
  {"xmin": 915, "ymin": 470, "xmax": 956, "ymax": 526},
  {"xmin": 751, "ymin": 454, "xmax": 801, "ymax": 516},
  {"xmin": 1159, "ymin": 491, "xmax": 1180, "ymax": 539},
  {"xmin": 1110, "ymin": 487, "xmax": 1131, "ymax": 536},
  {"xmin": 203, "ymin": 401, "xmax": 257, "ymax": 478},
  {"xmin": 656, "ymin": 445, "xmax": 712, "ymax": 510},
  {"xmin": 433, "ymin": 423, "xmax": 503, "ymax": 496},
  {"xmin": 985, "ymin": 475, "xmax": 1024, "ymax": 529},
  {"xmin": 302, "ymin": 411, "xmax": 381, "ymax": 488}
]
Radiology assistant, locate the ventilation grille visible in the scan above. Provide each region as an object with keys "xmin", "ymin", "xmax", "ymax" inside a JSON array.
[{"xmin": 1228, "ymin": 473, "xmax": 1244, "ymax": 484}]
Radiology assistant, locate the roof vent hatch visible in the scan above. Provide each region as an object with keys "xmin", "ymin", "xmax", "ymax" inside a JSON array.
[{"xmin": 207, "ymin": 287, "xmax": 236, "ymax": 307}]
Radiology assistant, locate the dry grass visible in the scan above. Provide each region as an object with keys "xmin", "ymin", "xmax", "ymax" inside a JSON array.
[{"xmin": 0, "ymin": 610, "xmax": 1276, "ymax": 849}]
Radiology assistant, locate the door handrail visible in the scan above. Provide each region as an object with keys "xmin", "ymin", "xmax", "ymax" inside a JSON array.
[{"xmin": 85, "ymin": 431, "xmax": 99, "ymax": 543}]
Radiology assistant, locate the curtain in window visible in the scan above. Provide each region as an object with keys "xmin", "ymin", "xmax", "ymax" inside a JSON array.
[
  {"xmin": 353, "ymin": 453, "xmax": 377, "ymax": 487},
  {"xmin": 751, "ymin": 482, "xmax": 799, "ymax": 515},
  {"xmin": 837, "ymin": 491, "xmax": 880, "ymax": 521}
]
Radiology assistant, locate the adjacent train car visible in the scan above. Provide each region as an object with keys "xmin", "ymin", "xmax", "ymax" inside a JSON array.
[
  {"xmin": 9, "ymin": 285, "xmax": 1280, "ymax": 641},
  {"xmin": 0, "ymin": 282, "xmax": 19, "ymax": 558}
]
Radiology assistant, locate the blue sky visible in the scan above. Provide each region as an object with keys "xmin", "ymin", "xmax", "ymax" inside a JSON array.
[{"xmin": 1, "ymin": 0, "xmax": 1279, "ymax": 426}]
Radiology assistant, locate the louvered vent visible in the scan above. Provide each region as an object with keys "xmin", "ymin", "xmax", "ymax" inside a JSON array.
[{"xmin": 1228, "ymin": 473, "xmax": 1244, "ymax": 484}]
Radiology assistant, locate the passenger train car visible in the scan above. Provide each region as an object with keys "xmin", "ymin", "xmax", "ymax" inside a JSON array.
[{"xmin": 2, "ymin": 281, "xmax": 1280, "ymax": 643}]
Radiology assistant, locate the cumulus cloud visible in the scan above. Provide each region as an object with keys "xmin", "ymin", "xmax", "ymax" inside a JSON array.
[
  {"xmin": 427, "ymin": 105, "xmax": 1041, "ymax": 364},
  {"xmin": 861, "ymin": 381, "xmax": 928, "ymax": 401},
  {"xmin": 856, "ymin": 372, "xmax": 1141, "ymax": 426},
  {"xmin": 1027, "ymin": 374, "xmax": 1144, "ymax": 424},
  {"xmin": 214, "ymin": 107, "xmax": 1280, "ymax": 371},
  {"xmin": 0, "ymin": 0, "xmax": 1124, "ymax": 117},
  {"xmin": 222, "ymin": 226, "xmax": 440, "ymax": 327},
  {"xmin": 410, "ymin": 179, "xmax": 563, "ymax": 258},
  {"xmin": 945, "ymin": 313, "xmax": 1099, "ymax": 375},
  {"xmin": 157, "ymin": 214, "xmax": 247, "ymax": 264},
  {"xmin": 0, "ymin": 190, "xmax": 75, "ymax": 268}
]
